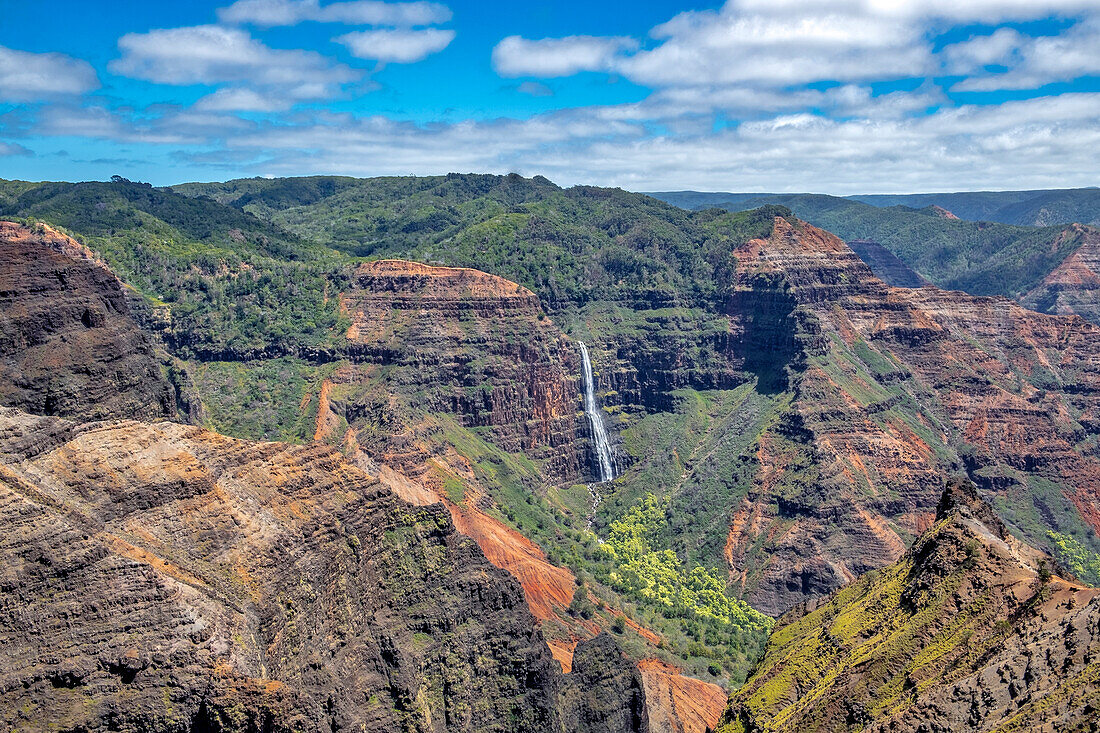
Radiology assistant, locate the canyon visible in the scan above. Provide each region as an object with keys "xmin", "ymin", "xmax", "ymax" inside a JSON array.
[{"xmin": 3, "ymin": 173, "xmax": 1100, "ymax": 731}]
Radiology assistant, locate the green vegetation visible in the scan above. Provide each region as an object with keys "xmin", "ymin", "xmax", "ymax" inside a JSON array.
[
  {"xmin": 1047, "ymin": 531, "xmax": 1100, "ymax": 586},
  {"xmin": 176, "ymin": 174, "xmax": 789, "ymax": 310},
  {"xmin": 599, "ymin": 493, "xmax": 771, "ymax": 632},
  {"xmin": 654, "ymin": 190, "xmax": 1091, "ymax": 301},
  {"xmin": 191, "ymin": 358, "xmax": 335, "ymax": 442},
  {"xmin": 0, "ymin": 178, "xmax": 350, "ymax": 359}
]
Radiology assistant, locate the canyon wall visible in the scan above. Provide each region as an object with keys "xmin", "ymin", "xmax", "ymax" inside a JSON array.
[{"xmin": 0, "ymin": 221, "xmax": 173, "ymax": 422}]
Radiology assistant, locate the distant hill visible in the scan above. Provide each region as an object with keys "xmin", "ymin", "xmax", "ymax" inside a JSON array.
[
  {"xmin": 649, "ymin": 190, "xmax": 1100, "ymax": 324},
  {"xmin": 650, "ymin": 187, "xmax": 1100, "ymax": 227},
  {"xmin": 851, "ymin": 187, "xmax": 1100, "ymax": 226}
]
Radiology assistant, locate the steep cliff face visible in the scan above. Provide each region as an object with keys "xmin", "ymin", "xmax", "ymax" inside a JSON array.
[
  {"xmin": 1021, "ymin": 223, "xmax": 1100, "ymax": 325},
  {"xmin": 846, "ymin": 239, "xmax": 929, "ymax": 288},
  {"xmin": 334, "ymin": 259, "xmax": 582, "ymax": 481},
  {"xmin": 0, "ymin": 407, "xmax": 568, "ymax": 732},
  {"xmin": 718, "ymin": 481, "xmax": 1100, "ymax": 732},
  {"xmin": 0, "ymin": 406, "xmax": 658, "ymax": 732},
  {"xmin": 724, "ymin": 217, "xmax": 1100, "ymax": 613},
  {"xmin": 557, "ymin": 633, "xmax": 649, "ymax": 733},
  {"xmin": 0, "ymin": 221, "xmax": 173, "ymax": 421}
]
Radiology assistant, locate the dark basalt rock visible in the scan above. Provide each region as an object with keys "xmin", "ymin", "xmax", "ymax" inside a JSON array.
[{"xmin": 0, "ymin": 221, "xmax": 173, "ymax": 422}]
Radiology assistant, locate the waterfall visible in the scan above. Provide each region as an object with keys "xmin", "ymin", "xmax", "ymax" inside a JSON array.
[{"xmin": 578, "ymin": 341, "xmax": 616, "ymax": 483}]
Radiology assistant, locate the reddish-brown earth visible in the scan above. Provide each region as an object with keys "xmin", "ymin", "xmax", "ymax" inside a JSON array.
[
  {"xmin": 336, "ymin": 259, "xmax": 582, "ymax": 479},
  {"xmin": 1021, "ymin": 223, "xmax": 1100, "ymax": 325},
  {"xmin": 724, "ymin": 216, "xmax": 1100, "ymax": 613},
  {"xmin": 638, "ymin": 659, "xmax": 727, "ymax": 733},
  {"xmin": 0, "ymin": 407, "xmax": 571, "ymax": 731}
]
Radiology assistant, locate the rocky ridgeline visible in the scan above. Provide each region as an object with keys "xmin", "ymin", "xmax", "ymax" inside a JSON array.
[
  {"xmin": 0, "ymin": 221, "xmax": 173, "ymax": 421},
  {"xmin": 719, "ymin": 481, "xmax": 1100, "ymax": 732},
  {"xmin": 0, "ymin": 406, "xmax": 654, "ymax": 732},
  {"xmin": 1021, "ymin": 223, "xmax": 1100, "ymax": 324},
  {"xmin": 723, "ymin": 217, "xmax": 1100, "ymax": 613}
]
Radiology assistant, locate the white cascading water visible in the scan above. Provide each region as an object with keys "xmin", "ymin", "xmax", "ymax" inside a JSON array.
[{"xmin": 578, "ymin": 341, "xmax": 616, "ymax": 483}]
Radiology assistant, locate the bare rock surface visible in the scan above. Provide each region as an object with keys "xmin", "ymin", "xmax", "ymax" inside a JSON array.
[
  {"xmin": 0, "ymin": 221, "xmax": 172, "ymax": 422},
  {"xmin": 0, "ymin": 407, "xmax": 643, "ymax": 732}
]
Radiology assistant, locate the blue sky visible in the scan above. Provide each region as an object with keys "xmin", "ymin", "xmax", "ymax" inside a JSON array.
[{"xmin": 1, "ymin": 0, "xmax": 1098, "ymax": 193}]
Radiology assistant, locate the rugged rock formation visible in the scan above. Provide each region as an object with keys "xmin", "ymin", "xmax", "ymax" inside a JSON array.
[
  {"xmin": 558, "ymin": 633, "xmax": 649, "ymax": 733},
  {"xmin": 0, "ymin": 406, "xmax": 652, "ymax": 732},
  {"xmin": 724, "ymin": 217, "xmax": 1100, "ymax": 613},
  {"xmin": 718, "ymin": 481, "xmax": 1100, "ymax": 732},
  {"xmin": 0, "ymin": 407, "xmax": 561, "ymax": 731},
  {"xmin": 0, "ymin": 221, "xmax": 173, "ymax": 421},
  {"xmin": 1021, "ymin": 223, "xmax": 1100, "ymax": 325},
  {"xmin": 638, "ymin": 659, "xmax": 727, "ymax": 733},
  {"xmin": 334, "ymin": 259, "xmax": 583, "ymax": 481}
]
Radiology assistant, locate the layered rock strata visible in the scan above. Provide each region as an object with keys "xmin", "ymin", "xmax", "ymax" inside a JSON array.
[
  {"xmin": 725, "ymin": 217, "xmax": 1100, "ymax": 613},
  {"xmin": 1021, "ymin": 223, "xmax": 1100, "ymax": 325},
  {"xmin": 0, "ymin": 407, "xmax": 647, "ymax": 732},
  {"xmin": 0, "ymin": 221, "xmax": 172, "ymax": 421},
  {"xmin": 336, "ymin": 259, "xmax": 583, "ymax": 481}
]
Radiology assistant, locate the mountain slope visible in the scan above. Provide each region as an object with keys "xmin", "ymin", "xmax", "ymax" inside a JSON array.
[
  {"xmin": 0, "ymin": 179, "xmax": 348, "ymax": 360},
  {"xmin": 718, "ymin": 480, "xmax": 1100, "ymax": 732},
  {"xmin": 649, "ymin": 190, "xmax": 1100, "ymax": 329},
  {"xmin": 0, "ymin": 221, "xmax": 173, "ymax": 421},
  {"xmin": 0, "ymin": 408, "xmax": 559, "ymax": 731},
  {"xmin": 721, "ymin": 216, "xmax": 1100, "ymax": 612}
]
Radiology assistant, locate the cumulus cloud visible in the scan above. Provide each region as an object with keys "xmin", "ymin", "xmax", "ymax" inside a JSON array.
[
  {"xmin": 218, "ymin": 0, "xmax": 451, "ymax": 27},
  {"xmin": 0, "ymin": 45, "xmax": 98, "ymax": 102},
  {"xmin": 952, "ymin": 18, "xmax": 1100, "ymax": 91},
  {"xmin": 336, "ymin": 28, "xmax": 454, "ymax": 62},
  {"xmin": 110, "ymin": 25, "xmax": 357, "ymax": 97},
  {"xmin": 492, "ymin": 35, "xmax": 637, "ymax": 77}
]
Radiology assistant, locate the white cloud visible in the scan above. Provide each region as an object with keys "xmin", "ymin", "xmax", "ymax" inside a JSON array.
[
  {"xmin": 621, "ymin": 4, "xmax": 931, "ymax": 87},
  {"xmin": 731, "ymin": 0, "xmax": 1098, "ymax": 23},
  {"xmin": 952, "ymin": 18, "xmax": 1100, "ymax": 91},
  {"xmin": 492, "ymin": 35, "xmax": 637, "ymax": 78},
  {"xmin": 194, "ymin": 87, "xmax": 294, "ymax": 112},
  {"xmin": 336, "ymin": 28, "xmax": 454, "ymax": 62},
  {"xmin": 942, "ymin": 28, "xmax": 1023, "ymax": 74},
  {"xmin": 218, "ymin": 0, "xmax": 451, "ymax": 27},
  {"xmin": 0, "ymin": 45, "xmax": 98, "ymax": 102},
  {"xmin": 110, "ymin": 25, "xmax": 357, "ymax": 96}
]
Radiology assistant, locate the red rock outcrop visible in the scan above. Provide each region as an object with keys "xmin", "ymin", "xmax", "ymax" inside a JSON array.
[
  {"xmin": 335, "ymin": 259, "xmax": 582, "ymax": 480},
  {"xmin": 1021, "ymin": 223, "xmax": 1100, "ymax": 325},
  {"xmin": 0, "ymin": 221, "xmax": 173, "ymax": 421},
  {"xmin": 725, "ymin": 217, "xmax": 1100, "ymax": 613},
  {"xmin": 638, "ymin": 659, "xmax": 727, "ymax": 733}
]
